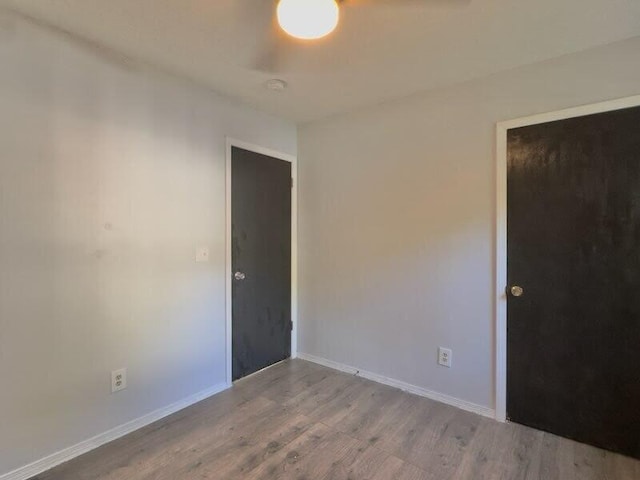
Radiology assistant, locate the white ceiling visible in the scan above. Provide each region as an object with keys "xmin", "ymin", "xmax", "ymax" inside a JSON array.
[{"xmin": 1, "ymin": 0, "xmax": 640, "ymax": 122}]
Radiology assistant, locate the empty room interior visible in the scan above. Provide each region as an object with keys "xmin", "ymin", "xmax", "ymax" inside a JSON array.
[{"xmin": 2, "ymin": 1, "xmax": 640, "ymax": 479}]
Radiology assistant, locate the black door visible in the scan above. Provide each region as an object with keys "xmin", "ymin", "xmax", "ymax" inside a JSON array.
[
  {"xmin": 506, "ymin": 106, "xmax": 640, "ymax": 458},
  {"xmin": 231, "ymin": 146, "xmax": 292, "ymax": 381}
]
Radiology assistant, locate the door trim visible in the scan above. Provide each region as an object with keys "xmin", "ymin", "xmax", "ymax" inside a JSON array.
[
  {"xmin": 225, "ymin": 138, "xmax": 298, "ymax": 386},
  {"xmin": 495, "ymin": 94, "xmax": 640, "ymax": 423}
]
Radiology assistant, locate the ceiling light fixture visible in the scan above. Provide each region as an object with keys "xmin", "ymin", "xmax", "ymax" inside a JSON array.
[{"xmin": 277, "ymin": 0, "xmax": 340, "ymax": 40}]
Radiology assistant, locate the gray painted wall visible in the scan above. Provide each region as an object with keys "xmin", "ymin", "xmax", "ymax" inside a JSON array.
[
  {"xmin": 298, "ymin": 36, "xmax": 640, "ymax": 411},
  {"xmin": 0, "ymin": 13, "xmax": 296, "ymax": 476}
]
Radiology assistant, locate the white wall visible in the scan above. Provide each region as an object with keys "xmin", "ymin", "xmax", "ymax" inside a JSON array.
[
  {"xmin": 0, "ymin": 12, "xmax": 296, "ymax": 476},
  {"xmin": 298, "ymin": 36, "xmax": 640, "ymax": 411}
]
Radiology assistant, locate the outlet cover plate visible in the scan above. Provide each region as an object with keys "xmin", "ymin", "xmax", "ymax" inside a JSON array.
[
  {"xmin": 111, "ymin": 368, "xmax": 127, "ymax": 393},
  {"xmin": 438, "ymin": 347, "xmax": 452, "ymax": 368}
]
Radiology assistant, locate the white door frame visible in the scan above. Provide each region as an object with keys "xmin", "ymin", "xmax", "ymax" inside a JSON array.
[
  {"xmin": 495, "ymin": 94, "xmax": 640, "ymax": 422},
  {"xmin": 225, "ymin": 137, "xmax": 298, "ymax": 386}
]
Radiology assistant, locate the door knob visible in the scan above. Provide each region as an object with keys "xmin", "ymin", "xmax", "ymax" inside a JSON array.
[
  {"xmin": 234, "ymin": 271, "xmax": 246, "ymax": 281},
  {"xmin": 508, "ymin": 285, "xmax": 524, "ymax": 297}
]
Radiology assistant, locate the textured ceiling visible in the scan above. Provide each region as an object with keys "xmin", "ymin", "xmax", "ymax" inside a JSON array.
[{"xmin": 1, "ymin": 0, "xmax": 639, "ymax": 122}]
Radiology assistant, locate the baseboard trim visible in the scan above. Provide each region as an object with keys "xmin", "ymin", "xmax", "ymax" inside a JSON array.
[
  {"xmin": 0, "ymin": 382, "xmax": 230, "ymax": 480},
  {"xmin": 297, "ymin": 353, "xmax": 495, "ymax": 419}
]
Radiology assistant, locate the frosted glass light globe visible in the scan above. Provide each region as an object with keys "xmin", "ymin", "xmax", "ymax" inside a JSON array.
[{"xmin": 277, "ymin": 0, "xmax": 340, "ymax": 40}]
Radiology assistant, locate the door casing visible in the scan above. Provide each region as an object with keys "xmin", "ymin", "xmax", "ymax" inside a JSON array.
[
  {"xmin": 495, "ymin": 94, "xmax": 640, "ymax": 422},
  {"xmin": 225, "ymin": 137, "xmax": 297, "ymax": 386}
]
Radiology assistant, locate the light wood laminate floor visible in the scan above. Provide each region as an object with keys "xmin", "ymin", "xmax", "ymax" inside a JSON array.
[{"xmin": 32, "ymin": 359, "xmax": 640, "ymax": 480}]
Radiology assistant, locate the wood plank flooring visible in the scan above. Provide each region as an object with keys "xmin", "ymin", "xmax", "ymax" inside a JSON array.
[{"xmin": 32, "ymin": 359, "xmax": 640, "ymax": 480}]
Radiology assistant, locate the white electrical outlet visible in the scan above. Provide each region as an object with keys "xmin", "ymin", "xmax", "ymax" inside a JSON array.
[
  {"xmin": 438, "ymin": 347, "xmax": 452, "ymax": 368},
  {"xmin": 111, "ymin": 368, "xmax": 127, "ymax": 393}
]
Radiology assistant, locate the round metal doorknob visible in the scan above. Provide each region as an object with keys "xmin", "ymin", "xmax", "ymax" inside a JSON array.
[
  {"xmin": 234, "ymin": 271, "xmax": 246, "ymax": 281},
  {"xmin": 509, "ymin": 285, "xmax": 524, "ymax": 297}
]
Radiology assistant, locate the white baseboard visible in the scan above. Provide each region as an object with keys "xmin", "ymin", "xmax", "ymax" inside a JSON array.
[
  {"xmin": 0, "ymin": 382, "xmax": 230, "ymax": 480},
  {"xmin": 297, "ymin": 353, "xmax": 495, "ymax": 419}
]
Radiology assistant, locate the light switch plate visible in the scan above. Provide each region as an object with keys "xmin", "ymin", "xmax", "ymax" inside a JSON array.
[{"xmin": 195, "ymin": 246, "xmax": 210, "ymax": 263}]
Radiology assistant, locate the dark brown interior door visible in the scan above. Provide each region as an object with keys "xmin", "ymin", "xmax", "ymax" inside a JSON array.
[
  {"xmin": 231, "ymin": 146, "xmax": 292, "ymax": 381},
  {"xmin": 507, "ymin": 106, "xmax": 640, "ymax": 459}
]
